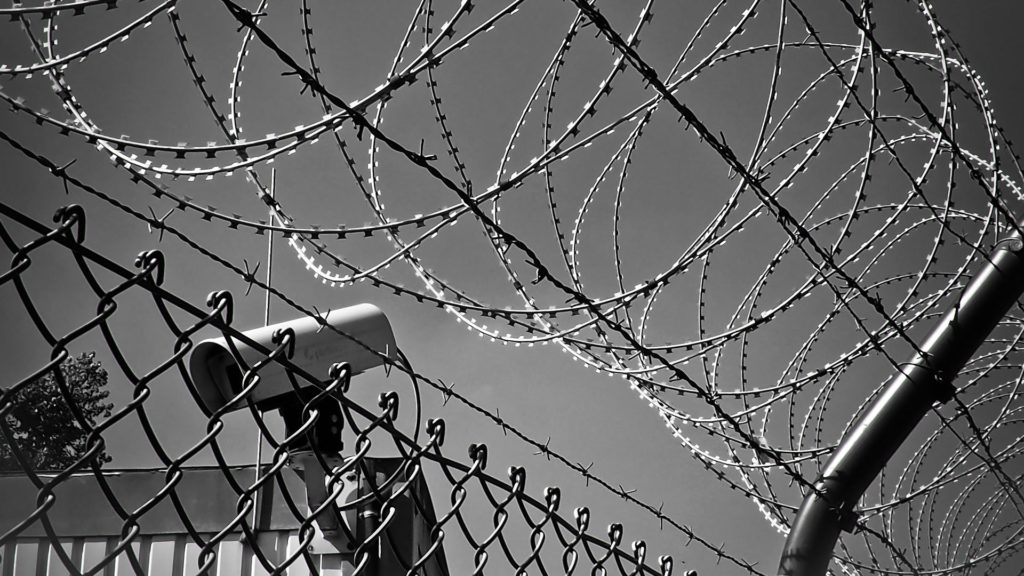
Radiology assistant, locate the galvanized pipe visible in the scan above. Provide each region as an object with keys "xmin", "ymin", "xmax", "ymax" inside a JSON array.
[{"xmin": 778, "ymin": 229, "xmax": 1024, "ymax": 576}]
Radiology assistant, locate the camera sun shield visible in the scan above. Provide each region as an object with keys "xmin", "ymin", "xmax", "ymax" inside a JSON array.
[{"xmin": 188, "ymin": 303, "xmax": 397, "ymax": 414}]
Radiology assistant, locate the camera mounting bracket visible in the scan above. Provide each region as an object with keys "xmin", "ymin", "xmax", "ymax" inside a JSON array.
[{"xmin": 287, "ymin": 450, "xmax": 361, "ymax": 556}]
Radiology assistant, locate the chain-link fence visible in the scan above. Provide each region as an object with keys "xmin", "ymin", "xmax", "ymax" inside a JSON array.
[
  {"xmin": 0, "ymin": 200, "xmax": 718, "ymax": 575},
  {"xmin": 5, "ymin": 1, "xmax": 1024, "ymax": 574}
]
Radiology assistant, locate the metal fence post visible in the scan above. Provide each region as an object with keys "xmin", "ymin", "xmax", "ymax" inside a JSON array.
[{"xmin": 778, "ymin": 225, "xmax": 1024, "ymax": 576}]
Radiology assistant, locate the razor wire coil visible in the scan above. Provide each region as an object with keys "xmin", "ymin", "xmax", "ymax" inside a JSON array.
[{"xmin": 3, "ymin": 0, "xmax": 1024, "ymax": 573}]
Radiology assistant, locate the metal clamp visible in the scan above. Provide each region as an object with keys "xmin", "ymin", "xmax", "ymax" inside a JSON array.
[{"xmin": 898, "ymin": 363, "xmax": 955, "ymax": 405}]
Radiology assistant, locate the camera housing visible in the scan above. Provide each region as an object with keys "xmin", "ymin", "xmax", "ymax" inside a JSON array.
[{"xmin": 188, "ymin": 303, "xmax": 397, "ymax": 414}]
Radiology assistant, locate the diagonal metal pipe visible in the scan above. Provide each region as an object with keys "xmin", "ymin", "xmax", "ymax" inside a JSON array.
[{"xmin": 778, "ymin": 227, "xmax": 1024, "ymax": 576}]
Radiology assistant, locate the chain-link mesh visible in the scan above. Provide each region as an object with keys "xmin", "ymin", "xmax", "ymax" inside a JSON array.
[{"xmin": 0, "ymin": 200, "xmax": 704, "ymax": 575}]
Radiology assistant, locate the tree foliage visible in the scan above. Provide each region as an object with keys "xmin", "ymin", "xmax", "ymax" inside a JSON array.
[{"xmin": 1, "ymin": 352, "xmax": 114, "ymax": 472}]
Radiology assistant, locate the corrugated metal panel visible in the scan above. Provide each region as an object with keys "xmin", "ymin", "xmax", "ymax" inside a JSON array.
[
  {"xmin": 0, "ymin": 463, "xmax": 447, "ymax": 575},
  {"xmin": 0, "ymin": 531, "xmax": 357, "ymax": 576},
  {"xmin": 7, "ymin": 532, "xmax": 392, "ymax": 575}
]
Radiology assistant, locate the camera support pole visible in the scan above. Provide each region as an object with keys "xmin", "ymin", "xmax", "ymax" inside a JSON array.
[{"xmin": 778, "ymin": 226, "xmax": 1024, "ymax": 576}]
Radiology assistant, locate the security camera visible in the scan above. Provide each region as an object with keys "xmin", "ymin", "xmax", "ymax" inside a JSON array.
[
  {"xmin": 188, "ymin": 303, "xmax": 397, "ymax": 415},
  {"xmin": 189, "ymin": 303, "xmax": 404, "ymax": 555}
]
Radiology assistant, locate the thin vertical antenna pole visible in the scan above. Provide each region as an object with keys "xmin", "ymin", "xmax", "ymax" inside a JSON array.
[
  {"xmin": 265, "ymin": 170, "xmax": 276, "ymax": 327},
  {"xmin": 251, "ymin": 168, "xmax": 276, "ymax": 533}
]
